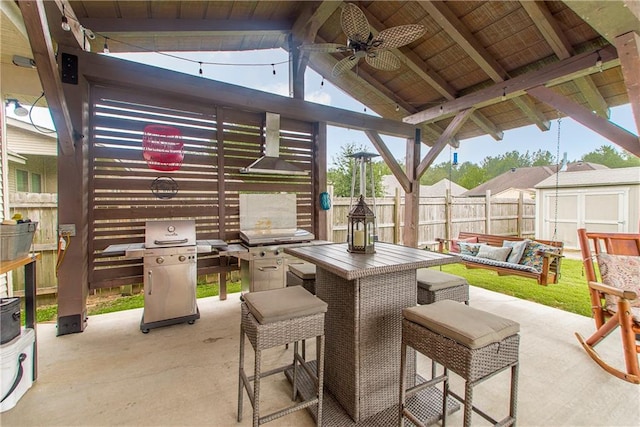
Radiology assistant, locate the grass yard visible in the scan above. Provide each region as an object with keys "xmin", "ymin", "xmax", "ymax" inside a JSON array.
[
  {"xmin": 439, "ymin": 257, "xmax": 592, "ymax": 317},
  {"xmin": 34, "ymin": 258, "xmax": 593, "ymax": 323}
]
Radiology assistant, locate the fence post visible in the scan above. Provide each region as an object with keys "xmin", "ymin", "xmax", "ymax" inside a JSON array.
[
  {"xmin": 394, "ymin": 188, "xmax": 401, "ymax": 244},
  {"xmin": 445, "ymin": 189, "xmax": 452, "ymax": 249},
  {"xmin": 517, "ymin": 191, "xmax": 524, "ymax": 237},
  {"xmin": 327, "ymin": 185, "xmax": 334, "ymax": 242},
  {"xmin": 485, "ymin": 190, "xmax": 492, "ymax": 234}
]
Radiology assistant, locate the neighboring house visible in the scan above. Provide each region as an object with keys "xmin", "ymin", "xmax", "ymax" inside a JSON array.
[
  {"xmin": 535, "ymin": 166, "xmax": 640, "ymax": 249},
  {"xmin": 382, "ymin": 175, "xmax": 466, "ymax": 197},
  {"xmin": 3, "ymin": 117, "xmax": 58, "ymax": 298},
  {"xmin": 462, "ymin": 162, "xmax": 607, "ymax": 199}
]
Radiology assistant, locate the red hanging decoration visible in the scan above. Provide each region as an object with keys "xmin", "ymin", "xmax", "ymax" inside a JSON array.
[{"xmin": 142, "ymin": 125, "xmax": 184, "ymax": 171}]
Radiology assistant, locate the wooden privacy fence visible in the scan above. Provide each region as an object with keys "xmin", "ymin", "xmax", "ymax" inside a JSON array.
[
  {"xmin": 328, "ymin": 189, "xmax": 536, "ymax": 248},
  {"xmin": 8, "ymin": 193, "xmax": 58, "ymax": 302},
  {"xmin": 7, "ymin": 189, "xmax": 534, "ymax": 302}
]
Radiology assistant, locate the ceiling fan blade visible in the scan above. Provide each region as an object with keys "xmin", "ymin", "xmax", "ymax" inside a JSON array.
[
  {"xmin": 365, "ymin": 50, "xmax": 401, "ymax": 71},
  {"xmin": 332, "ymin": 55, "xmax": 360, "ymax": 76},
  {"xmin": 341, "ymin": 3, "xmax": 371, "ymax": 44},
  {"xmin": 373, "ymin": 25, "xmax": 426, "ymax": 50},
  {"xmin": 299, "ymin": 43, "xmax": 349, "ymax": 53}
]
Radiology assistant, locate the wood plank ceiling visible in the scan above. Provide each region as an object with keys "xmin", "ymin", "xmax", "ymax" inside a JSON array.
[{"xmin": 5, "ymin": 1, "xmax": 640, "ymax": 156}]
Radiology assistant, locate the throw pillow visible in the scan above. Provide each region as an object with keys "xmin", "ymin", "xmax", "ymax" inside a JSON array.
[
  {"xmin": 450, "ymin": 236, "xmax": 479, "ymax": 253},
  {"xmin": 458, "ymin": 242, "xmax": 482, "ymax": 256},
  {"xmin": 519, "ymin": 241, "xmax": 562, "ymax": 272},
  {"xmin": 597, "ymin": 253, "xmax": 640, "ymax": 309},
  {"xmin": 476, "ymin": 245, "xmax": 512, "ymax": 262},
  {"xmin": 503, "ymin": 239, "xmax": 530, "ymax": 264}
]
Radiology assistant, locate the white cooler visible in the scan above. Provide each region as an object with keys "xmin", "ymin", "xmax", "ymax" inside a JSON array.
[{"xmin": 1, "ymin": 328, "xmax": 35, "ymax": 412}]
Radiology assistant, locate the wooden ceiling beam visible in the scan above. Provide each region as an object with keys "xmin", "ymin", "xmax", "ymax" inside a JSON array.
[
  {"xmin": 417, "ymin": 1, "xmax": 508, "ymax": 82},
  {"xmin": 527, "ymin": 85, "xmax": 639, "ymax": 157},
  {"xmin": 404, "ymin": 44, "xmax": 618, "ymax": 125},
  {"xmin": 364, "ymin": 130, "xmax": 411, "ymax": 193},
  {"xmin": 614, "ymin": 31, "xmax": 640, "ymax": 138},
  {"xmin": 290, "ymin": 2, "xmax": 341, "ymax": 99},
  {"xmin": 70, "ymin": 47, "xmax": 416, "ymax": 138},
  {"xmin": 79, "ymin": 18, "xmax": 291, "ymax": 35},
  {"xmin": 510, "ymin": 95, "xmax": 551, "ymax": 131},
  {"xmin": 522, "ymin": 0, "xmax": 609, "ymax": 119},
  {"xmin": 417, "ymin": 109, "xmax": 473, "ymax": 178},
  {"xmin": 18, "ymin": 0, "xmax": 75, "ymax": 155},
  {"xmin": 470, "ymin": 110, "xmax": 503, "ymax": 141}
]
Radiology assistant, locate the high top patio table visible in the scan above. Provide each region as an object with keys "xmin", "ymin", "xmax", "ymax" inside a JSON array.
[{"xmin": 285, "ymin": 242, "xmax": 460, "ymax": 423}]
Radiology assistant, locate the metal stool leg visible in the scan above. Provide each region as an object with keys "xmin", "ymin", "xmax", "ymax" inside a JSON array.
[
  {"xmin": 398, "ymin": 341, "xmax": 408, "ymax": 427},
  {"xmin": 252, "ymin": 348, "xmax": 262, "ymax": 427},
  {"xmin": 463, "ymin": 379, "xmax": 473, "ymax": 427}
]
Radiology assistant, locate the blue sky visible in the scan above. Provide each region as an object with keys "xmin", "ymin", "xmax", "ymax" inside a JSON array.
[{"xmin": 9, "ymin": 48, "xmax": 636, "ymax": 167}]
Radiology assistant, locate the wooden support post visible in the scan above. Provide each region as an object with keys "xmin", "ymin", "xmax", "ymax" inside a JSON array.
[
  {"xmin": 403, "ymin": 129, "xmax": 421, "ymax": 247},
  {"xmin": 394, "ymin": 188, "xmax": 401, "ymax": 244}
]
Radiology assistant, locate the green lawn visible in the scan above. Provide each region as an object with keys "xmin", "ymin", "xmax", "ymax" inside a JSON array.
[
  {"xmin": 439, "ymin": 257, "xmax": 592, "ymax": 317},
  {"xmin": 34, "ymin": 258, "xmax": 593, "ymax": 323}
]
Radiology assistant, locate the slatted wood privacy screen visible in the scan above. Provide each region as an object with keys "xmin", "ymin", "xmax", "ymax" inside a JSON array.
[{"xmin": 89, "ymin": 85, "xmax": 315, "ymax": 289}]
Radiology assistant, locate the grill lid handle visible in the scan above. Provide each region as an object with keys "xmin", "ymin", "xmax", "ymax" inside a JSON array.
[{"xmin": 153, "ymin": 238, "xmax": 189, "ymax": 246}]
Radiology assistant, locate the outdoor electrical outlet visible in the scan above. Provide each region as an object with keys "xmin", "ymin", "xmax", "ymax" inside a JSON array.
[{"xmin": 59, "ymin": 224, "xmax": 76, "ymax": 236}]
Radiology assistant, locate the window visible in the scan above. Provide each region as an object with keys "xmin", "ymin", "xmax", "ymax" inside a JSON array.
[
  {"xmin": 31, "ymin": 173, "xmax": 42, "ymax": 193},
  {"xmin": 16, "ymin": 170, "xmax": 29, "ymax": 192}
]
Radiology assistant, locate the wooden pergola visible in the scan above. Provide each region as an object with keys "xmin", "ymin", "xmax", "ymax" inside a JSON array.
[{"xmin": 2, "ymin": 1, "xmax": 639, "ymax": 335}]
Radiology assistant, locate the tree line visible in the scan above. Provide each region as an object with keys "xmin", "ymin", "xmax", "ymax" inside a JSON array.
[{"xmin": 328, "ymin": 143, "xmax": 640, "ymax": 197}]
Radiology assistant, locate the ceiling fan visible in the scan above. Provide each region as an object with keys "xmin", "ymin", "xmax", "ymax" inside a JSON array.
[{"xmin": 300, "ymin": 3, "xmax": 426, "ymax": 77}]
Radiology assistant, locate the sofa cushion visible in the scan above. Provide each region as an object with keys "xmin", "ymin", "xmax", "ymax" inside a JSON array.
[
  {"xmin": 450, "ymin": 236, "xmax": 479, "ymax": 254},
  {"xmin": 519, "ymin": 241, "xmax": 561, "ymax": 272},
  {"xmin": 459, "ymin": 254, "xmax": 539, "ymax": 274},
  {"xmin": 458, "ymin": 242, "xmax": 483, "ymax": 256},
  {"xmin": 503, "ymin": 239, "xmax": 529, "ymax": 264},
  {"xmin": 597, "ymin": 253, "xmax": 640, "ymax": 315},
  {"xmin": 476, "ymin": 245, "xmax": 512, "ymax": 262},
  {"xmin": 289, "ymin": 263, "xmax": 316, "ymax": 280}
]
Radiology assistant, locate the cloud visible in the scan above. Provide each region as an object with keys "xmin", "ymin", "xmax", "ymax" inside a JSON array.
[
  {"xmin": 258, "ymin": 82, "xmax": 289, "ymax": 97},
  {"xmin": 305, "ymin": 90, "xmax": 332, "ymax": 106}
]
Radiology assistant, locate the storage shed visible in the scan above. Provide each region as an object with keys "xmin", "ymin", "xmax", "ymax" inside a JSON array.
[{"xmin": 535, "ymin": 167, "xmax": 640, "ymax": 249}]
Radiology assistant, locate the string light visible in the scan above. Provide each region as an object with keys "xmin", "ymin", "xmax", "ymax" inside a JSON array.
[
  {"xmin": 395, "ymin": 104, "xmax": 400, "ymax": 112},
  {"xmin": 272, "ymin": 64, "xmax": 276, "ymax": 75},
  {"xmin": 501, "ymin": 88, "xmax": 506, "ymax": 101},
  {"xmin": 103, "ymin": 37, "xmax": 110, "ymax": 54},
  {"xmin": 61, "ymin": 5, "xmax": 71, "ymax": 31},
  {"xmin": 198, "ymin": 62, "xmax": 203, "ymax": 76},
  {"xmin": 320, "ymin": 77, "xmax": 324, "ymax": 87},
  {"xmin": 595, "ymin": 51, "xmax": 603, "ymax": 72}
]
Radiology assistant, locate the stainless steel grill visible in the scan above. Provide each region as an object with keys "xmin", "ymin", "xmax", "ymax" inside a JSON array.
[
  {"xmin": 139, "ymin": 219, "xmax": 201, "ymax": 333},
  {"xmin": 238, "ymin": 194, "xmax": 315, "ymax": 293}
]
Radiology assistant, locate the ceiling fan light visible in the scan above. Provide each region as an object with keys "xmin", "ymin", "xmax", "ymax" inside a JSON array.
[{"xmin": 61, "ymin": 15, "xmax": 71, "ymax": 31}]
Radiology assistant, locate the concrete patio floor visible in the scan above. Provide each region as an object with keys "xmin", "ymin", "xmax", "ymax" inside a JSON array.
[{"xmin": 2, "ymin": 285, "xmax": 639, "ymax": 426}]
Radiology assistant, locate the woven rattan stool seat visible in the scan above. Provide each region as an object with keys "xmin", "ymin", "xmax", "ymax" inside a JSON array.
[
  {"xmin": 416, "ymin": 269, "xmax": 469, "ymax": 305},
  {"xmin": 400, "ymin": 300, "xmax": 520, "ymax": 427},
  {"xmin": 238, "ymin": 287, "xmax": 326, "ymax": 426},
  {"xmin": 287, "ymin": 264, "xmax": 316, "ymax": 294}
]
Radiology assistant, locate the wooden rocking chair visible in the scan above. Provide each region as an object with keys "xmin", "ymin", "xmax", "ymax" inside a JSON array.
[{"xmin": 576, "ymin": 228, "xmax": 640, "ymax": 384}]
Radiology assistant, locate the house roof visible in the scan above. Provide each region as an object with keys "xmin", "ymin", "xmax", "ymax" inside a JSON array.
[
  {"xmin": 535, "ymin": 166, "xmax": 640, "ymax": 188},
  {"xmin": 382, "ymin": 175, "xmax": 466, "ymax": 197},
  {"xmin": 463, "ymin": 162, "xmax": 607, "ymax": 196},
  {"xmin": 3, "ymin": 1, "xmax": 639, "ymax": 157}
]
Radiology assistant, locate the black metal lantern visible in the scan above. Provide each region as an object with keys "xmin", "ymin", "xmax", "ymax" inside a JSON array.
[{"xmin": 348, "ymin": 195, "xmax": 376, "ymax": 254}]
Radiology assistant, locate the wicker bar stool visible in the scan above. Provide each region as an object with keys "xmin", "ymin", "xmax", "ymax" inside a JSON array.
[
  {"xmin": 416, "ymin": 269, "xmax": 469, "ymax": 305},
  {"xmin": 238, "ymin": 286, "xmax": 327, "ymax": 427},
  {"xmin": 286, "ymin": 263, "xmax": 316, "ymax": 294},
  {"xmin": 399, "ymin": 300, "xmax": 520, "ymax": 427}
]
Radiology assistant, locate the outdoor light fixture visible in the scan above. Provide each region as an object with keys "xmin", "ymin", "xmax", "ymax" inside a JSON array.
[
  {"xmin": 61, "ymin": 5, "xmax": 71, "ymax": 31},
  {"xmin": 595, "ymin": 52, "xmax": 603, "ymax": 72},
  {"xmin": 347, "ymin": 195, "xmax": 376, "ymax": 254},
  {"xmin": 103, "ymin": 37, "xmax": 110, "ymax": 54},
  {"xmin": 5, "ymin": 99, "xmax": 29, "ymax": 117},
  {"xmin": 12, "ymin": 55, "xmax": 36, "ymax": 69}
]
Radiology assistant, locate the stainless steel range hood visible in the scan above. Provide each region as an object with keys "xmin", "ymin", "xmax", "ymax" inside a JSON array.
[{"xmin": 239, "ymin": 112, "xmax": 308, "ymax": 176}]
